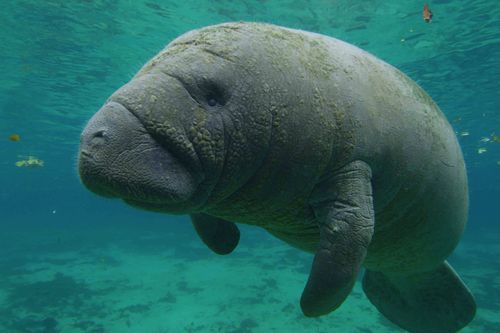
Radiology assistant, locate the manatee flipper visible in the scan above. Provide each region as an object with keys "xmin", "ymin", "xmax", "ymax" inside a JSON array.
[
  {"xmin": 191, "ymin": 213, "xmax": 240, "ymax": 255},
  {"xmin": 362, "ymin": 261, "xmax": 476, "ymax": 333},
  {"xmin": 301, "ymin": 161, "xmax": 375, "ymax": 317}
]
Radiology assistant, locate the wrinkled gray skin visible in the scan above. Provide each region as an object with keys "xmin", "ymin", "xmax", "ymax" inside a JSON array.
[{"xmin": 79, "ymin": 22, "xmax": 476, "ymax": 332}]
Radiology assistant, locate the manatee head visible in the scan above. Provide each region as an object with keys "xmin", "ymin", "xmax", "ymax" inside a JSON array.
[{"xmin": 78, "ymin": 23, "xmax": 284, "ymax": 214}]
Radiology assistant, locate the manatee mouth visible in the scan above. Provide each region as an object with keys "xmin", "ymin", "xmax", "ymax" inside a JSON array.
[
  {"xmin": 78, "ymin": 102, "xmax": 201, "ymax": 212},
  {"xmin": 79, "ymin": 146, "xmax": 193, "ymax": 204}
]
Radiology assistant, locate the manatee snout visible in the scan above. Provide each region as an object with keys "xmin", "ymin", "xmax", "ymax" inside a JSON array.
[
  {"xmin": 79, "ymin": 102, "xmax": 133, "ymax": 197},
  {"xmin": 80, "ymin": 102, "xmax": 141, "ymax": 162},
  {"xmin": 78, "ymin": 100, "xmax": 201, "ymax": 212}
]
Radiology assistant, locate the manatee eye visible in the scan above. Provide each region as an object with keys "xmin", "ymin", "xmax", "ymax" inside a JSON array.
[
  {"xmin": 207, "ymin": 96, "xmax": 217, "ymax": 107},
  {"xmin": 204, "ymin": 82, "xmax": 227, "ymax": 108}
]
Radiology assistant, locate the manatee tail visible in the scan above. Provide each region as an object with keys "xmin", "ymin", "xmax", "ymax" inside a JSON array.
[{"xmin": 362, "ymin": 261, "xmax": 476, "ymax": 333}]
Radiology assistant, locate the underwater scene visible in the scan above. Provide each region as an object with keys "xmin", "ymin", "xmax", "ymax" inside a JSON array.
[{"xmin": 0, "ymin": 1, "xmax": 499, "ymax": 332}]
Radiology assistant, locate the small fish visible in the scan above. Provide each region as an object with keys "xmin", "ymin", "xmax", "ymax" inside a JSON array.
[
  {"xmin": 492, "ymin": 133, "xmax": 500, "ymax": 142},
  {"xmin": 15, "ymin": 156, "xmax": 44, "ymax": 168},
  {"xmin": 423, "ymin": 4, "xmax": 433, "ymax": 23},
  {"xmin": 480, "ymin": 137, "xmax": 491, "ymax": 143},
  {"xmin": 460, "ymin": 131, "xmax": 469, "ymax": 137},
  {"xmin": 9, "ymin": 133, "xmax": 20, "ymax": 142},
  {"xmin": 477, "ymin": 148, "xmax": 487, "ymax": 154}
]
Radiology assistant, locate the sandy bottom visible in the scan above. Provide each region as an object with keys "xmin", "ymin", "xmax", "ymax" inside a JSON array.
[{"xmin": 0, "ymin": 220, "xmax": 498, "ymax": 333}]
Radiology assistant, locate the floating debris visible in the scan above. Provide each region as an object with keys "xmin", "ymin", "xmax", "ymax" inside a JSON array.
[
  {"xmin": 492, "ymin": 133, "xmax": 500, "ymax": 142},
  {"xmin": 15, "ymin": 156, "xmax": 44, "ymax": 168},
  {"xmin": 423, "ymin": 4, "xmax": 433, "ymax": 23},
  {"xmin": 477, "ymin": 148, "xmax": 487, "ymax": 154},
  {"xmin": 9, "ymin": 133, "xmax": 21, "ymax": 142}
]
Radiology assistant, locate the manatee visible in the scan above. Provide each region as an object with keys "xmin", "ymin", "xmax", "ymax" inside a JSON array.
[{"xmin": 78, "ymin": 22, "xmax": 476, "ymax": 332}]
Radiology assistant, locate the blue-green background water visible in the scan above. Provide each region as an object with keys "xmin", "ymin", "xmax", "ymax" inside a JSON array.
[{"xmin": 0, "ymin": 1, "xmax": 498, "ymax": 332}]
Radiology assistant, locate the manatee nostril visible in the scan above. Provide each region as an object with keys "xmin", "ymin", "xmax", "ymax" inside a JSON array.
[
  {"xmin": 93, "ymin": 129, "xmax": 107, "ymax": 139},
  {"xmin": 80, "ymin": 149, "xmax": 92, "ymax": 159},
  {"xmin": 88, "ymin": 129, "xmax": 108, "ymax": 146}
]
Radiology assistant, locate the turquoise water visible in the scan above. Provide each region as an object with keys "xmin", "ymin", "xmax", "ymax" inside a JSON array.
[{"xmin": 0, "ymin": 1, "xmax": 499, "ymax": 332}]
